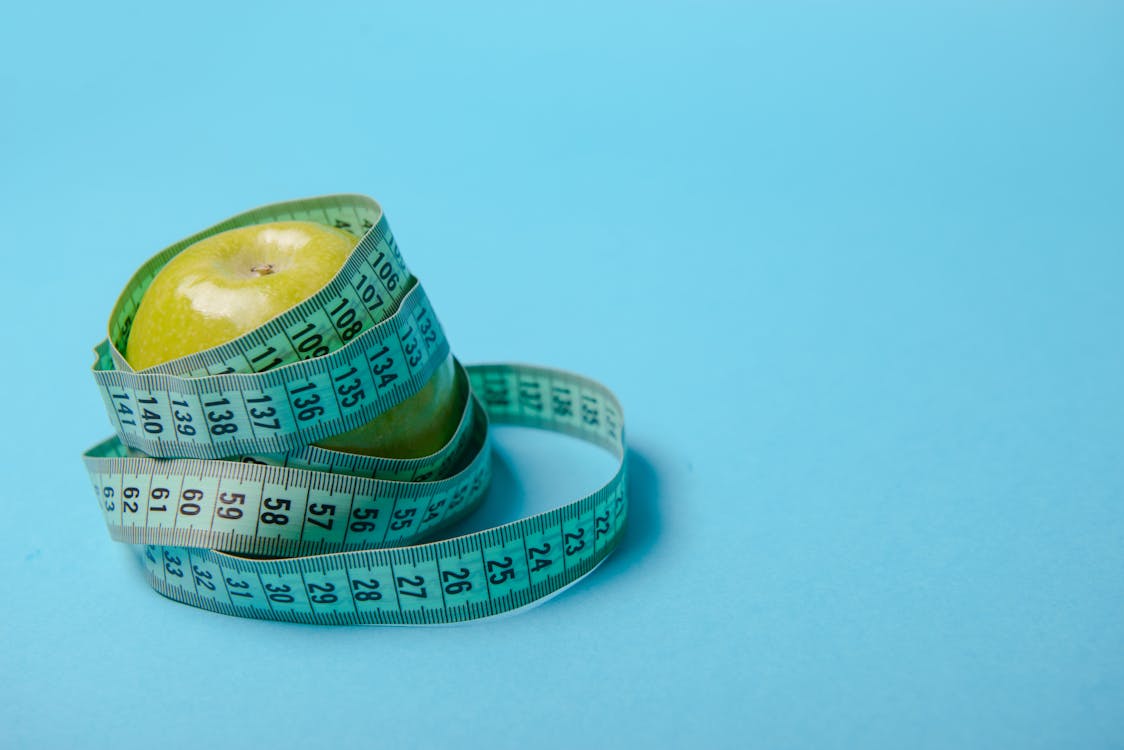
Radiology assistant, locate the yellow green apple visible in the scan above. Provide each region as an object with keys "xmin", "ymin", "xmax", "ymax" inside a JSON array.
[{"xmin": 125, "ymin": 220, "xmax": 463, "ymax": 458}]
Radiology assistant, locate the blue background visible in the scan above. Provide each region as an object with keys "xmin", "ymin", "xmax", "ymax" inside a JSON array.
[{"xmin": 1, "ymin": 2, "xmax": 1122, "ymax": 748}]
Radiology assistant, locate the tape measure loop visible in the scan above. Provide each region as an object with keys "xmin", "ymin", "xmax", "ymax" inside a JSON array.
[
  {"xmin": 94, "ymin": 283, "xmax": 452, "ymax": 458},
  {"xmin": 84, "ymin": 195, "xmax": 628, "ymax": 624}
]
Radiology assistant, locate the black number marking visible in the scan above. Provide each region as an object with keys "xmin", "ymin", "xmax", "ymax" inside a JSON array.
[
  {"xmin": 396, "ymin": 575, "xmax": 427, "ymax": 599},
  {"xmin": 350, "ymin": 507, "xmax": 379, "ymax": 533},
  {"xmin": 442, "ymin": 567, "xmax": 473, "ymax": 595},
  {"xmin": 487, "ymin": 556, "xmax": 516, "ymax": 585},
  {"xmin": 163, "ymin": 550, "xmax": 184, "ymax": 578},
  {"xmin": 265, "ymin": 582, "xmax": 295, "ymax": 603},
  {"xmin": 216, "ymin": 491, "xmax": 244, "ymax": 520},
  {"xmin": 351, "ymin": 578, "xmax": 383, "ymax": 602},
  {"xmin": 595, "ymin": 511, "xmax": 611, "ymax": 538},
  {"xmin": 307, "ymin": 581, "xmax": 338, "ymax": 604},
  {"xmin": 225, "ymin": 577, "xmax": 253, "ymax": 598},
  {"xmin": 149, "ymin": 487, "xmax": 169, "ymax": 513},
  {"xmin": 192, "ymin": 565, "xmax": 216, "ymax": 591},
  {"xmin": 179, "ymin": 488, "xmax": 203, "ymax": 516},
  {"xmin": 565, "ymin": 528, "xmax": 587, "ymax": 556},
  {"xmin": 528, "ymin": 543, "xmax": 553, "ymax": 572},
  {"xmin": 390, "ymin": 507, "xmax": 416, "ymax": 531},
  {"xmin": 261, "ymin": 497, "xmax": 291, "ymax": 526},
  {"xmin": 307, "ymin": 502, "xmax": 336, "ymax": 530}
]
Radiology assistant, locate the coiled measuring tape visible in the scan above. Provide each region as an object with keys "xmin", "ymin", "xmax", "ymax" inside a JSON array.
[{"xmin": 81, "ymin": 194, "xmax": 627, "ymax": 625}]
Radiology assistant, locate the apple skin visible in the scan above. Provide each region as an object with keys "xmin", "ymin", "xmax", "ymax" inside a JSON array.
[{"xmin": 125, "ymin": 220, "xmax": 463, "ymax": 458}]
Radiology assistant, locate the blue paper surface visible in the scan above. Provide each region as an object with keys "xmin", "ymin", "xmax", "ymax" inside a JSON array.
[{"xmin": 1, "ymin": 2, "xmax": 1122, "ymax": 748}]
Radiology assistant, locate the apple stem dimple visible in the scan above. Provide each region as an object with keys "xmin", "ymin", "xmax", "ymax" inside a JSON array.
[{"xmin": 250, "ymin": 263, "xmax": 275, "ymax": 276}]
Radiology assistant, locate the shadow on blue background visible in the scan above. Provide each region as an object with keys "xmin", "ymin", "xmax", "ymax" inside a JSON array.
[{"xmin": 604, "ymin": 447, "xmax": 662, "ymax": 578}]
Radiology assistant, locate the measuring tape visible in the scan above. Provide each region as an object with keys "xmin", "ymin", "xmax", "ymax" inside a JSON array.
[{"xmin": 82, "ymin": 195, "xmax": 627, "ymax": 624}]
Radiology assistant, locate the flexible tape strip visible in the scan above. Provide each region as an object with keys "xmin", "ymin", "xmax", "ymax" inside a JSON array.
[
  {"xmin": 133, "ymin": 365, "xmax": 626, "ymax": 625},
  {"xmin": 85, "ymin": 374, "xmax": 492, "ymax": 556},
  {"xmin": 93, "ymin": 282, "xmax": 450, "ymax": 459},
  {"xmin": 86, "ymin": 360, "xmax": 477, "ymax": 485},
  {"xmin": 83, "ymin": 195, "xmax": 627, "ymax": 624},
  {"xmin": 236, "ymin": 362, "xmax": 479, "ymax": 484}
]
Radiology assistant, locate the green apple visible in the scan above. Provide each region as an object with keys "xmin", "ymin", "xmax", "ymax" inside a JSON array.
[{"xmin": 125, "ymin": 220, "xmax": 463, "ymax": 458}]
